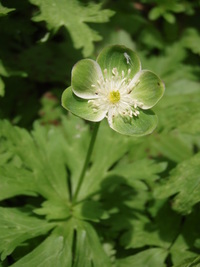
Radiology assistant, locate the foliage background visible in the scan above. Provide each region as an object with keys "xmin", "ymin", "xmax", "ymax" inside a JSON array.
[{"xmin": 0, "ymin": 0, "xmax": 200, "ymax": 266}]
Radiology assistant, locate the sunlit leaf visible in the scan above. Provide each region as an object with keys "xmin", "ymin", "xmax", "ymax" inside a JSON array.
[
  {"xmin": 30, "ymin": 0, "xmax": 114, "ymax": 56},
  {"xmin": 155, "ymin": 152, "xmax": 200, "ymax": 214}
]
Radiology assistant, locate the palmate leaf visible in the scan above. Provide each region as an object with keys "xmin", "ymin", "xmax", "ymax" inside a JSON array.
[
  {"xmin": 0, "ymin": 116, "xmax": 125, "ymax": 264},
  {"xmin": 30, "ymin": 0, "xmax": 115, "ymax": 56},
  {"xmin": 154, "ymin": 152, "xmax": 200, "ymax": 214},
  {"xmin": 0, "ymin": 120, "xmax": 70, "ymax": 202},
  {"xmin": 10, "ymin": 219, "xmax": 111, "ymax": 267},
  {"xmin": 0, "ymin": 208, "xmax": 55, "ymax": 261}
]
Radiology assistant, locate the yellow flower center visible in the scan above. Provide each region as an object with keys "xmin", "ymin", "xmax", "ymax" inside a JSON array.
[{"xmin": 109, "ymin": 90, "xmax": 120, "ymax": 104}]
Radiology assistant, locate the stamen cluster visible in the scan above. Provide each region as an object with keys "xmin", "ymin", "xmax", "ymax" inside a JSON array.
[{"xmin": 88, "ymin": 67, "xmax": 143, "ymax": 123}]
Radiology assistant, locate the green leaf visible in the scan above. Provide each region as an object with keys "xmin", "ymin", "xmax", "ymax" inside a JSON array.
[
  {"xmin": 0, "ymin": 120, "xmax": 70, "ymax": 201},
  {"xmin": 170, "ymin": 210, "xmax": 200, "ymax": 265},
  {"xmin": 146, "ymin": 131, "xmax": 193, "ymax": 163},
  {"xmin": 73, "ymin": 200, "xmax": 109, "ymax": 222},
  {"xmin": 182, "ymin": 28, "xmax": 200, "ymax": 55},
  {"xmin": 121, "ymin": 201, "xmax": 181, "ymax": 249},
  {"xmin": 73, "ymin": 220, "xmax": 111, "ymax": 267},
  {"xmin": 163, "ymin": 12, "xmax": 176, "ymax": 24},
  {"xmin": 34, "ymin": 199, "xmax": 71, "ymax": 220},
  {"xmin": 110, "ymin": 109, "xmax": 158, "ymax": 136},
  {"xmin": 0, "ymin": 76, "xmax": 5, "ymax": 97},
  {"xmin": 12, "ymin": 219, "xmax": 111, "ymax": 267},
  {"xmin": 0, "ymin": 207, "xmax": 55, "ymax": 261},
  {"xmin": 108, "ymin": 158, "xmax": 167, "ymax": 187},
  {"xmin": 172, "ymin": 256, "xmax": 200, "ymax": 267},
  {"xmin": 97, "ymin": 45, "xmax": 141, "ymax": 80},
  {"xmin": 130, "ymin": 70, "xmax": 165, "ymax": 109},
  {"xmin": 76, "ymin": 120, "xmax": 130, "ymax": 200},
  {"xmin": 166, "ymin": 79, "xmax": 200, "ymax": 96},
  {"xmin": 62, "ymin": 86, "xmax": 106, "ymax": 122},
  {"xmin": 154, "ymin": 152, "xmax": 200, "ymax": 214},
  {"xmin": 149, "ymin": 7, "xmax": 162, "ymax": 20},
  {"xmin": 117, "ymin": 248, "xmax": 168, "ymax": 267},
  {"xmin": 71, "ymin": 59, "xmax": 103, "ymax": 99},
  {"xmin": 30, "ymin": 0, "xmax": 114, "ymax": 56},
  {"xmin": 10, "ymin": 225, "xmax": 74, "ymax": 267},
  {"xmin": 0, "ymin": 59, "xmax": 8, "ymax": 76},
  {"xmin": 0, "ymin": 3, "xmax": 15, "ymax": 16}
]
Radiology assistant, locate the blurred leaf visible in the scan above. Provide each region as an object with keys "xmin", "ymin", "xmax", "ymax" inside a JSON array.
[
  {"xmin": 0, "ymin": 77, "xmax": 4, "ymax": 96},
  {"xmin": 182, "ymin": 28, "xmax": 200, "ymax": 55},
  {"xmin": 170, "ymin": 209, "xmax": 200, "ymax": 265},
  {"xmin": 155, "ymin": 152, "xmax": 200, "ymax": 214},
  {"xmin": 148, "ymin": 1, "xmax": 185, "ymax": 23},
  {"xmin": 99, "ymin": 29, "xmax": 136, "ymax": 51},
  {"xmin": 0, "ymin": 59, "xmax": 8, "ymax": 76},
  {"xmin": 149, "ymin": 7, "xmax": 162, "ymax": 20},
  {"xmin": 30, "ymin": 0, "xmax": 115, "ymax": 56},
  {"xmin": 117, "ymin": 248, "xmax": 168, "ymax": 267},
  {"xmin": 0, "ymin": 2, "xmax": 15, "ymax": 16},
  {"xmin": 163, "ymin": 12, "xmax": 175, "ymax": 24},
  {"xmin": 172, "ymin": 256, "xmax": 200, "ymax": 267},
  {"xmin": 166, "ymin": 79, "xmax": 200, "ymax": 96},
  {"xmin": 159, "ymin": 101, "xmax": 200, "ymax": 135},
  {"xmin": 148, "ymin": 132, "xmax": 193, "ymax": 163}
]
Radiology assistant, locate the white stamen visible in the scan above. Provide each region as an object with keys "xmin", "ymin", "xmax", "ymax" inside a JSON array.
[{"xmin": 88, "ymin": 67, "xmax": 143, "ymax": 123}]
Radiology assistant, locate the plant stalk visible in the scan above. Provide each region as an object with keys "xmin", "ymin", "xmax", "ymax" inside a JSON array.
[{"xmin": 72, "ymin": 122, "xmax": 100, "ymax": 204}]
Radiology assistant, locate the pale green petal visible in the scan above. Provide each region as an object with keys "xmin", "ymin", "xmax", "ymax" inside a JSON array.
[
  {"xmin": 109, "ymin": 110, "xmax": 158, "ymax": 136},
  {"xmin": 62, "ymin": 86, "xmax": 106, "ymax": 122},
  {"xmin": 130, "ymin": 70, "xmax": 165, "ymax": 109},
  {"xmin": 72, "ymin": 59, "xmax": 103, "ymax": 99},
  {"xmin": 97, "ymin": 45, "xmax": 141, "ymax": 80}
]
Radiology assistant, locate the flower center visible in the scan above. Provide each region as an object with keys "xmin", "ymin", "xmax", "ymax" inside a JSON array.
[
  {"xmin": 109, "ymin": 90, "xmax": 120, "ymax": 104},
  {"xmin": 89, "ymin": 67, "xmax": 143, "ymax": 122}
]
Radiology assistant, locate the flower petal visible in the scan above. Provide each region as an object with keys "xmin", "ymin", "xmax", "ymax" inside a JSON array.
[
  {"xmin": 62, "ymin": 86, "xmax": 106, "ymax": 122},
  {"xmin": 72, "ymin": 59, "xmax": 103, "ymax": 99},
  {"xmin": 97, "ymin": 45, "xmax": 141, "ymax": 80},
  {"xmin": 130, "ymin": 70, "xmax": 165, "ymax": 109},
  {"xmin": 109, "ymin": 110, "xmax": 158, "ymax": 136}
]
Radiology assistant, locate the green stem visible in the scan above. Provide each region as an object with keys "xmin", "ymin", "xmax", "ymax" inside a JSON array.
[{"xmin": 72, "ymin": 122, "xmax": 100, "ymax": 204}]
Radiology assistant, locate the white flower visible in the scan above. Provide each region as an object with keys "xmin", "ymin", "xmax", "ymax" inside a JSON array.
[
  {"xmin": 88, "ymin": 67, "xmax": 143, "ymax": 125},
  {"xmin": 62, "ymin": 45, "xmax": 165, "ymax": 136}
]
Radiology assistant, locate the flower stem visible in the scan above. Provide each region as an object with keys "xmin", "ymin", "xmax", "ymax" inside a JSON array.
[{"xmin": 72, "ymin": 122, "xmax": 100, "ymax": 204}]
